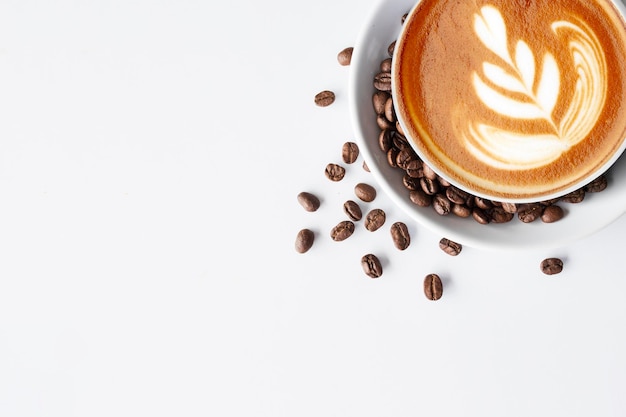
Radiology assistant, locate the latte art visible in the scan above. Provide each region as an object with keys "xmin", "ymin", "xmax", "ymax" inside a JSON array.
[
  {"xmin": 393, "ymin": 0, "xmax": 626, "ymax": 201},
  {"xmin": 463, "ymin": 5, "xmax": 607, "ymax": 170}
]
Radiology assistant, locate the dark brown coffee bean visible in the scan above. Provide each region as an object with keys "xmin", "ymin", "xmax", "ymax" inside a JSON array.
[
  {"xmin": 472, "ymin": 207, "xmax": 491, "ymax": 224},
  {"xmin": 295, "ymin": 229, "xmax": 314, "ymax": 253},
  {"xmin": 541, "ymin": 205, "xmax": 564, "ymax": 223},
  {"xmin": 491, "ymin": 206, "xmax": 514, "ymax": 223},
  {"xmin": 342, "ymin": 141, "xmax": 359, "ymax": 164},
  {"xmin": 561, "ymin": 188, "xmax": 585, "ymax": 203},
  {"xmin": 409, "ymin": 189, "xmax": 432, "ymax": 207},
  {"xmin": 403, "ymin": 174, "xmax": 420, "ymax": 190},
  {"xmin": 384, "ymin": 97, "xmax": 396, "ymax": 123},
  {"xmin": 297, "ymin": 191, "xmax": 320, "ymax": 212},
  {"xmin": 372, "ymin": 91, "xmax": 390, "ymax": 114},
  {"xmin": 343, "ymin": 200, "xmax": 362, "ymax": 221},
  {"xmin": 474, "ymin": 197, "xmax": 493, "ymax": 210},
  {"xmin": 439, "ymin": 238, "xmax": 462, "ymax": 256},
  {"xmin": 374, "ymin": 72, "xmax": 392, "ymax": 91},
  {"xmin": 314, "ymin": 90, "xmax": 335, "ymax": 107},
  {"xmin": 585, "ymin": 174, "xmax": 608, "ymax": 193},
  {"xmin": 405, "ymin": 159, "xmax": 423, "ymax": 178},
  {"xmin": 540, "ymin": 257, "xmax": 563, "ymax": 275},
  {"xmin": 355, "ymin": 183, "xmax": 377, "ymax": 202},
  {"xmin": 379, "ymin": 58, "xmax": 392, "ymax": 73},
  {"xmin": 451, "ymin": 203, "xmax": 471, "ymax": 218},
  {"xmin": 501, "ymin": 202, "xmax": 518, "ymax": 214},
  {"xmin": 401, "ymin": 12, "xmax": 408, "ymax": 23},
  {"xmin": 432, "ymin": 193, "xmax": 451, "ymax": 215},
  {"xmin": 376, "ymin": 114, "xmax": 394, "ymax": 130},
  {"xmin": 422, "ymin": 163, "xmax": 437, "ymax": 180},
  {"xmin": 424, "ymin": 273, "xmax": 443, "ymax": 300},
  {"xmin": 445, "ymin": 186, "xmax": 469, "ymax": 205},
  {"xmin": 378, "ymin": 129, "xmax": 393, "ymax": 152},
  {"xmin": 396, "ymin": 121, "xmax": 405, "ymax": 136},
  {"xmin": 387, "ymin": 40, "xmax": 396, "ymax": 57},
  {"xmin": 365, "ymin": 208, "xmax": 386, "ymax": 232},
  {"xmin": 518, "ymin": 203, "xmax": 543, "ymax": 223},
  {"xmin": 420, "ymin": 177, "xmax": 439, "ymax": 195},
  {"xmin": 337, "ymin": 47, "xmax": 353, "ymax": 66},
  {"xmin": 437, "ymin": 175, "xmax": 451, "ymax": 187},
  {"xmin": 361, "ymin": 254, "xmax": 383, "ymax": 278},
  {"xmin": 362, "ymin": 161, "xmax": 370, "ymax": 172},
  {"xmin": 330, "ymin": 220, "xmax": 355, "ymax": 242},
  {"xmin": 390, "ymin": 222, "xmax": 410, "ymax": 250},
  {"xmin": 396, "ymin": 149, "xmax": 416, "ymax": 170},
  {"xmin": 386, "ymin": 148, "xmax": 399, "ymax": 168},
  {"xmin": 325, "ymin": 163, "xmax": 346, "ymax": 181}
]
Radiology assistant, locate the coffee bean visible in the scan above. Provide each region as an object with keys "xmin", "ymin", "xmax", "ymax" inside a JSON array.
[
  {"xmin": 432, "ymin": 193, "xmax": 451, "ymax": 215},
  {"xmin": 374, "ymin": 72, "xmax": 392, "ymax": 91},
  {"xmin": 405, "ymin": 159, "xmax": 423, "ymax": 179},
  {"xmin": 540, "ymin": 257, "xmax": 563, "ymax": 275},
  {"xmin": 384, "ymin": 97, "xmax": 396, "ymax": 123},
  {"xmin": 377, "ymin": 113, "xmax": 394, "ymax": 130},
  {"xmin": 541, "ymin": 205, "xmax": 564, "ymax": 223},
  {"xmin": 387, "ymin": 40, "xmax": 396, "ymax": 57},
  {"xmin": 373, "ymin": 91, "xmax": 390, "ymax": 114},
  {"xmin": 491, "ymin": 206, "xmax": 514, "ymax": 223},
  {"xmin": 424, "ymin": 273, "xmax": 443, "ymax": 300},
  {"xmin": 343, "ymin": 200, "xmax": 363, "ymax": 221},
  {"xmin": 365, "ymin": 208, "xmax": 386, "ymax": 231},
  {"xmin": 342, "ymin": 141, "xmax": 359, "ymax": 164},
  {"xmin": 439, "ymin": 238, "xmax": 462, "ymax": 256},
  {"xmin": 380, "ymin": 57, "xmax": 392, "ymax": 72},
  {"xmin": 362, "ymin": 161, "xmax": 370, "ymax": 172},
  {"xmin": 409, "ymin": 189, "xmax": 432, "ymax": 207},
  {"xmin": 422, "ymin": 164, "xmax": 437, "ymax": 180},
  {"xmin": 451, "ymin": 203, "xmax": 471, "ymax": 218},
  {"xmin": 561, "ymin": 188, "xmax": 585, "ymax": 203},
  {"xmin": 325, "ymin": 163, "xmax": 346, "ymax": 181},
  {"xmin": 472, "ymin": 207, "xmax": 491, "ymax": 224},
  {"xmin": 314, "ymin": 90, "xmax": 335, "ymax": 107},
  {"xmin": 355, "ymin": 182, "xmax": 377, "ymax": 202},
  {"xmin": 297, "ymin": 191, "xmax": 321, "ymax": 212},
  {"xmin": 295, "ymin": 229, "xmax": 315, "ymax": 253},
  {"xmin": 361, "ymin": 254, "xmax": 383, "ymax": 278},
  {"xmin": 386, "ymin": 148, "xmax": 399, "ymax": 168},
  {"xmin": 390, "ymin": 222, "xmax": 410, "ymax": 250},
  {"xmin": 585, "ymin": 174, "xmax": 608, "ymax": 193},
  {"xmin": 420, "ymin": 177, "xmax": 439, "ymax": 195},
  {"xmin": 446, "ymin": 186, "xmax": 470, "ymax": 205},
  {"xmin": 337, "ymin": 47, "xmax": 353, "ymax": 66},
  {"xmin": 330, "ymin": 220, "xmax": 355, "ymax": 241},
  {"xmin": 518, "ymin": 203, "xmax": 543, "ymax": 223},
  {"xmin": 501, "ymin": 202, "xmax": 518, "ymax": 214}
]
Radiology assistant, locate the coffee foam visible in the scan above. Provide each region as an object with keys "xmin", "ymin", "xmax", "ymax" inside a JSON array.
[{"xmin": 394, "ymin": 0, "xmax": 626, "ymax": 200}]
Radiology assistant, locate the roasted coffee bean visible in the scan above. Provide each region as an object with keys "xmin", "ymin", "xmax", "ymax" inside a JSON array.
[
  {"xmin": 386, "ymin": 148, "xmax": 399, "ymax": 168},
  {"xmin": 337, "ymin": 46, "xmax": 353, "ymax": 66},
  {"xmin": 401, "ymin": 12, "xmax": 408, "ymax": 23},
  {"xmin": 295, "ymin": 229, "xmax": 314, "ymax": 253},
  {"xmin": 380, "ymin": 58, "xmax": 392, "ymax": 72},
  {"xmin": 387, "ymin": 40, "xmax": 396, "ymax": 56},
  {"xmin": 392, "ymin": 132, "xmax": 410, "ymax": 150},
  {"xmin": 396, "ymin": 121, "xmax": 405, "ymax": 136},
  {"xmin": 541, "ymin": 205, "xmax": 564, "ymax": 223},
  {"xmin": 439, "ymin": 238, "xmax": 462, "ymax": 256},
  {"xmin": 491, "ymin": 206, "xmax": 514, "ymax": 223},
  {"xmin": 365, "ymin": 208, "xmax": 386, "ymax": 231},
  {"xmin": 474, "ymin": 197, "xmax": 493, "ymax": 210},
  {"xmin": 432, "ymin": 193, "xmax": 451, "ymax": 215},
  {"xmin": 330, "ymin": 220, "xmax": 355, "ymax": 242},
  {"xmin": 585, "ymin": 174, "xmax": 608, "ymax": 193},
  {"xmin": 424, "ymin": 274, "xmax": 443, "ymax": 300},
  {"xmin": 518, "ymin": 203, "xmax": 543, "ymax": 223},
  {"xmin": 362, "ymin": 161, "xmax": 370, "ymax": 172},
  {"xmin": 540, "ymin": 257, "xmax": 564, "ymax": 275},
  {"xmin": 410, "ymin": 189, "xmax": 433, "ymax": 207},
  {"xmin": 405, "ymin": 160, "xmax": 423, "ymax": 179},
  {"xmin": 314, "ymin": 90, "xmax": 335, "ymax": 107},
  {"xmin": 472, "ymin": 207, "xmax": 491, "ymax": 224},
  {"xmin": 361, "ymin": 254, "xmax": 383, "ymax": 278},
  {"xmin": 451, "ymin": 203, "xmax": 472, "ymax": 218},
  {"xmin": 325, "ymin": 163, "xmax": 346, "ymax": 181},
  {"xmin": 342, "ymin": 141, "xmax": 360, "ymax": 164},
  {"xmin": 378, "ymin": 129, "xmax": 393, "ymax": 152},
  {"xmin": 445, "ymin": 186, "xmax": 469, "ymax": 205},
  {"xmin": 420, "ymin": 177, "xmax": 439, "ymax": 195},
  {"xmin": 355, "ymin": 182, "xmax": 377, "ymax": 202},
  {"xmin": 343, "ymin": 200, "xmax": 363, "ymax": 221},
  {"xmin": 374, "ymin": 72, "xmax": 392, "ymax": 91},
  {"xmin": 297, "ymin": 191, "xmax": 320, "ymax": 212},
  {"xmin": 403, "ymin": 174, "xmax": 420, "ymax": 190},
  {"xmin": 390, "ymin": 222, "xmax": 410, "ymax": 250},
  {"xmin": 437, "ymin": 175, "xmax": 451, "ymax": 187},
  {"xmin": 396, "ymin": 149, "xmax": 416, "ymax": 170},
  {"xmin": 422, "ymin": 163, "xmax": 437, "ymax": 180},
  {"xmin": 501, "ymin": 202, "xmax": 518, "ymax": 214},
  {"xmin": 384, "ymin": 97, "xmax": 396, "ymax": 123},
  {"xmin": 561, "ymin": 188, "xmax": 585, "ymax": 203},
  {"xmin": 376, "ymin": 114, "xmax": 394, "ymax": 130},
  {"xmin": 372, "ymin": 91, "xmax": 390, "ymax": 114}
]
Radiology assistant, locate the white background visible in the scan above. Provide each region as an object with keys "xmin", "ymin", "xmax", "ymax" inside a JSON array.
[{"xmin": 0, "ymin": 0, "xmax": 625, "ymax": 416}]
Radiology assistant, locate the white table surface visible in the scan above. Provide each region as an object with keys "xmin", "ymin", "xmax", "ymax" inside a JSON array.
[{"xmin": 1, "ymin": 0, "xmax": 625, "ymax": 416}]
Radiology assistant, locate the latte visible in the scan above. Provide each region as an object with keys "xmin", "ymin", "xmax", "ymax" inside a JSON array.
[{"xmin": 393, "ymin": 0, "xmax": 626, "ymax": 201}]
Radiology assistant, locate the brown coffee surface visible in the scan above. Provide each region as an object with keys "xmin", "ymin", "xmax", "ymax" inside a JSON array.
[{"xmin": 394, "ymin": 0, "xmax": 626, "ymax": 201}]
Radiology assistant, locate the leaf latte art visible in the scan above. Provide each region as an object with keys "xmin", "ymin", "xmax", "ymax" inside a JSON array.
[
  {"xmin": 393, "ymin": 0, "xmax": 626, "ymax": 201},
  {"xmin": 463, "ymin": 5, "xmax": 608, "ymax": 170}
]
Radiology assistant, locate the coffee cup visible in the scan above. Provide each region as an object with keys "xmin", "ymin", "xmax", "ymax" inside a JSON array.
[{"xmin": 392, "ymin": 0, "xmax": 626, "ymax": 203}]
